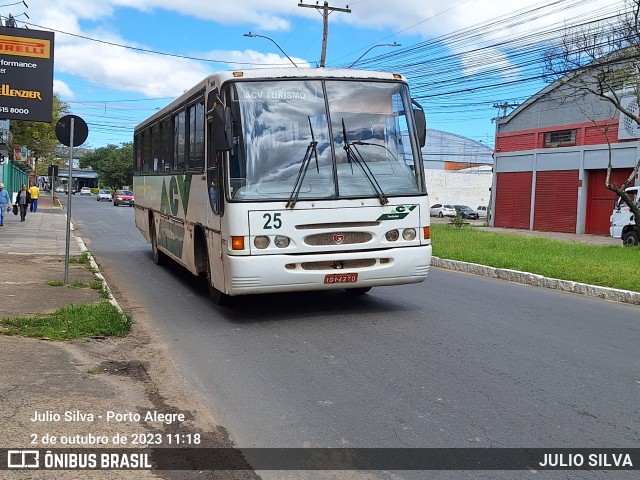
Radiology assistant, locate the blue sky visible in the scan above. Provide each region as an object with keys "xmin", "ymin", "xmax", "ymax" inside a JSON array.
[{"xmin": 0, "ymin": 0, "xmax": 627, "ymax": 149}]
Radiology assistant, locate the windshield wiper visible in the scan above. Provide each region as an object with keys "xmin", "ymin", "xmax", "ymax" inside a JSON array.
[
  {"xmin": 342, "ymin": 119, "xmax": 388, "ymax": 205},
  {"xmin": 286, "ymin": 116, "xmax": 319, "ymax": 209},
  {"xmin": 351, "ymin": 141, "xmax": 400, "ymax": 163}
]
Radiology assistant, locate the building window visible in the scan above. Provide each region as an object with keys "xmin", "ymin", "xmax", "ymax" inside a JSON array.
[{"xmin": 544, "ymin": 129, "xmax": 576, "ymax": 147}]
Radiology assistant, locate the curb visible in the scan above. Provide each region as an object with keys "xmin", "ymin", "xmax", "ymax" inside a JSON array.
[
  {"xmin": 74, "ymin": 234, "xmax": 125, "ymax": 315},
  {"xmin": 432, "ymin": 257, "xmax": 640, "ymax": 306}
]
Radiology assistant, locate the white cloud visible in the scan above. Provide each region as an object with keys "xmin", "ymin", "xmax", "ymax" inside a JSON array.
[
  {"xmin": 12, "ymin": 0, "xmax": 626, "ymax": 101},
  {"xmin": 53, "ymin": 80, "xmax": 74, "ymax": 98},
  {"xmin": 203, "ymin": 49, "xmax": 310, "ymax": 69}
]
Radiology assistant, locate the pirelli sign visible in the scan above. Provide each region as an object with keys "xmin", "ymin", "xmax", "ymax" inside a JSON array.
[{"xmin": 0, "ymin": 27, "xmax": 54, "ymax": 122}]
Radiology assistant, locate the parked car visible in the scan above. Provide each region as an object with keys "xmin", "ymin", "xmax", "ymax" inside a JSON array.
[
  {"xmin": 97, "ymin": 189, "xmax": 113, "ymax": 202},
  {"xmin": 453, "ymin": 205, "xmax": 480, "ymax": 220},
  {"xmin": 476, "ymin": 206, "xmax": 488, "ymax": 218},
  {"xmin": 113, "ymin": 189, "xmax": 134, "ymax": 207},
  {"xmin": 64, "ymin": 187, "xmax": 76, "ymax": 195},
  {"xmin": 430, "ymin": 203, "xmax": 456, "ymax": 217},
  {"xmin": 80, "ymin": 187, "xmax": 92, "ymax": 196}
]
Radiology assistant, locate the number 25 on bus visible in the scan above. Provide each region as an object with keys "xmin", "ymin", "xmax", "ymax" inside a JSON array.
[{"xmin": 133, "ymin": 68, "xmax": 432, "ymax": 304}]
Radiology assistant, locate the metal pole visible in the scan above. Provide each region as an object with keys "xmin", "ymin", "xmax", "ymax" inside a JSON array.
[
  {"xmin": 298, "ymin": 2, "xmax": 350, "ymax": 67},
  {"xmin": 64, "ymin": 118, "xmax": 74, "ymax": 284},
  {"xmin": 320, "ymin": 1, "xmax": 328, "ymax": 67}
]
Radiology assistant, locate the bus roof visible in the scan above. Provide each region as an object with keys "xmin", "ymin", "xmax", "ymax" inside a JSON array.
[{"xmin": 135, "ymin": 68, "xmax": 407, "ymax": 131}]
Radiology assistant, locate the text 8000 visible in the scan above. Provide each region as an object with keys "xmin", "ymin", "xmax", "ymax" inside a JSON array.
[{"xmin": 0, "ymin": 107, "xmax": 29, "ymax": 114}]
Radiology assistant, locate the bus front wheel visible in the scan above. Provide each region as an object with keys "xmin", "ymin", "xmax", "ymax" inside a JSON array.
[
  {"xmin": 202, "ymin": 243, "xmax": 230, "ymax": 306},
  {"xmin": 150, "ymin": 220, "xmax": 165, "ymax": 265},
  {"xmin": 208, "ymin": 284, "xmax": 230, "ymax": 306}
]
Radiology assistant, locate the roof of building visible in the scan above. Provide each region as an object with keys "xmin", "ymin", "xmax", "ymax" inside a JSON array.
[{"xmin": 423, "ymin": 129, "xmax": 494, "ymax": 165}]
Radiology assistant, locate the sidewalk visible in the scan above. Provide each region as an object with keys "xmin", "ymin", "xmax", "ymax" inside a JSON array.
[
  {"xmin": 0, "ymin": 192, "xmax": 82, "ymax": 255},
  {"xmin": 0, "ymin": 193, "xmax": 241, "ymax": 479}
]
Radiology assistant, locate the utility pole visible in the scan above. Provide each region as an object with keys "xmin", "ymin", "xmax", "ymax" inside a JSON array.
[
  {"xmin": 298, "ymin": 1, "xmax": 351, "ymax": 67},
  {"xmin": 492, "ymin": 102, "xmax": 519, "ymax": 120}
]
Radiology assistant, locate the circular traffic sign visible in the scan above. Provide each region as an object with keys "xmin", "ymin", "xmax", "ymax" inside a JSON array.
[{"xmin": 55, "ymin": 114, "xmax": 88, "ymax": 147}]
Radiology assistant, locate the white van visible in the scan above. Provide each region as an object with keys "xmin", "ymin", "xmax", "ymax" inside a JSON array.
[{"xmin": 610, "ymin": 186, "xmax": 639, "ymax": 245}]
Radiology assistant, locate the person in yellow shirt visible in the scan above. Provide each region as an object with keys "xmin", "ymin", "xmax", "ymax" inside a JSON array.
[{"xmin": 29, "ymin": 183, "xmax": 39, "ymax": 213}]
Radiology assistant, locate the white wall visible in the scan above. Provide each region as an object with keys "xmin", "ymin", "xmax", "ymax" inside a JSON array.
[{"xmin": 425, "ymin": 168, "xmax": 493, "ymax": 208}]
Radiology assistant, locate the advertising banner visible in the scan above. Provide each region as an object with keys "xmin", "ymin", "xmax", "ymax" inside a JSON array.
[{"xmin": 0, "ymin": 26, "xmax": 54, "ymax": 122}]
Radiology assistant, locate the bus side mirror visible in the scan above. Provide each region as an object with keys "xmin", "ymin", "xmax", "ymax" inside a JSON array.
[
  {"xmin": 210, "ymin": 106, "xmax": 233, "ymax": 151},
  {"xmin": 413, "ymin": 108, "xmax": 426, "ymax": 147}
]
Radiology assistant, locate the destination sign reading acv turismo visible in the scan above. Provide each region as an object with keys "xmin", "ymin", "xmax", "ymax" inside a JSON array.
[{"xmin": 0, "ymin": 26, "xmax": 54, "ymax": 123}]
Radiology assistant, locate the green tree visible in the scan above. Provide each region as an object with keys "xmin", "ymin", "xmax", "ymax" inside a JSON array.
[
  {"xmin": 10, "ymin": 94, "xmax": 69, "ymax": 171},
  {"xmin": 80, "ymin": 143, "xmax": 133, "ymax": 188}
]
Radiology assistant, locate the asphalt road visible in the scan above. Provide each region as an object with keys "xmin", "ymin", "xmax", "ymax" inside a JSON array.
[{"xmin": 65, "ymin": 194, "xmax": 640, "ymax": 479}]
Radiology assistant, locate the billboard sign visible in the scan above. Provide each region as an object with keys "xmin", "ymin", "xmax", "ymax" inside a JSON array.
[{"xmin": 0, "ymin": 26, "xmax": 54, "ymax": 122}]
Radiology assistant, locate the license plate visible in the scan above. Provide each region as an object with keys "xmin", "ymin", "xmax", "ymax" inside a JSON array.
[{"xmin": 324, "ymin": 273, "xmax": 358, "ymax": 284}]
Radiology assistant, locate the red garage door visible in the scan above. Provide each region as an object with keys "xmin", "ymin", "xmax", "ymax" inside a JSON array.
[
  {"xmin": 494, "ymin": 172, "xmax": 532, "ymax": 229},
  {"xmin": 533, "ymin": 170, "xmax": 579, "ymax": 233},
  {"xmin": 585, "ymin": 169, "xmax": 633, "ymax": 235}
]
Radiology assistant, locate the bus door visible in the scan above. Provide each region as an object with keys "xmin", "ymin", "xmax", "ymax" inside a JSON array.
[{"xmin": 206, "ymin": 120, "xmax": 225, "ymax": 290}]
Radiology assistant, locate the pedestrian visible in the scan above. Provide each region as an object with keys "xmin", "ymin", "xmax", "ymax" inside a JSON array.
[
  {"xmin": 14, "ymin": 184, "xmax": 31, "ymax": 222},
  {"xmin": 29, "ymin": 183, "xmax": 40, "ymax": 212},
  {"xmin": 0, "ymin": 183, "xmax": 10, "ymax": 226}
]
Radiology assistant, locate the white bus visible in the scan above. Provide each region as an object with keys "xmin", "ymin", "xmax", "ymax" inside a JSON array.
[{"xmin": 133, "ymin": 68, "xmax": 432, "ymax": 304}]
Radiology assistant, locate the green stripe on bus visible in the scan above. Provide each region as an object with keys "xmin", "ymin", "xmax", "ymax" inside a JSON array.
[{"xmin": 159, "ymin": 219, "xmax": 185, "ymax": 258}]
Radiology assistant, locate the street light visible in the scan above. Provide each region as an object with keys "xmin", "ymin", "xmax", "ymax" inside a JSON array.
[
  {"xmin": 244, "ymin": 32, "xmax": 298, "ymax": 67},
  {"xmin": 348, "ymin": 42, "xmax": 401, "ymax": 69}
]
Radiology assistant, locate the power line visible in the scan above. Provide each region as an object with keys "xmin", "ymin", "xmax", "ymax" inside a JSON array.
[{"xmin": 16, "ymin": 20, "xmax": 297, "ymax": 66}]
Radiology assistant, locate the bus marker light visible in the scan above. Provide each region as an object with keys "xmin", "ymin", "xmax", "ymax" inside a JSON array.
[
  {"xmin": 254, "ymin": 236, "xmax": 270, "ymax": 249},
  {"xmin": 423, "ymin": 226, "xmax": 431, "ymax": 239},
  {"xmin": 402, "ymin": 228, "xmax": 416, "ymax": 241},
  {"xmin": 274, "ymin": 235, "xmax": 290, "ymax": 248},
  {"xmin": 385, "ymin": 229, "xmax": 399, "ymax": 241},
  {"xmin": 232, "ymin": 236, "xmax": 245, "ymax": 250}
]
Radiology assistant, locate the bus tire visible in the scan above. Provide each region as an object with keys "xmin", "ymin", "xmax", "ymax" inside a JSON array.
[
  {"xmin": 208, "ymin": 284, "xmax": 230, "ymax": 306},
  {"xmin": 345, "ymin": 287, "xmax": 372, "ymax": 295},
  {"xmin": 201, "ymin": 240, "xmax": 230, "ymax": 306},
  {"xmin": 622, "ymin": 229, "xmax": 639, "ymax": 246},
  {"xmin": 150, "ymin": 219, "xmax": 165, "ymax": 266}
]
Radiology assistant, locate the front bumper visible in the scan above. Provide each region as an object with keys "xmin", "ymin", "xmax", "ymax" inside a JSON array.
[{"xmin": 223, "ymin": 245, "xmax": 432, "ymax": 295}]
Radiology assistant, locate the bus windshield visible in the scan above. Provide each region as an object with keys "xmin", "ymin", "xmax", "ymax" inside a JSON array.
[{"xmin": 227, "ymin": 79, "xmax": 425, "ymax": 202}]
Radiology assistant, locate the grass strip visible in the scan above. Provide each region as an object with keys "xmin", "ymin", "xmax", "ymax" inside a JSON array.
[
  {"xmin": 0, "ymin": 303, "xmax": 131, "ymax": 340},
  {"xmin": 431, "ymin": 225, "xmax": 640, "ymax": 292}
]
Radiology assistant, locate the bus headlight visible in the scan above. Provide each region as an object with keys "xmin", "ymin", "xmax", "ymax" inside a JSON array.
[
  {"xmin": 385, "ymin": 229, "xmax": 399, "ymax": 242},
  {"xmin": 254, "ymin": 236, "xmax": 270, "ymax": 249},
  {"xmin": 402, "ymin": 228, "xmax": 416, "ymax": 241},
  {"xmin": 274, "ymin": 235, "xmax": 290, "ymax": 248}
]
